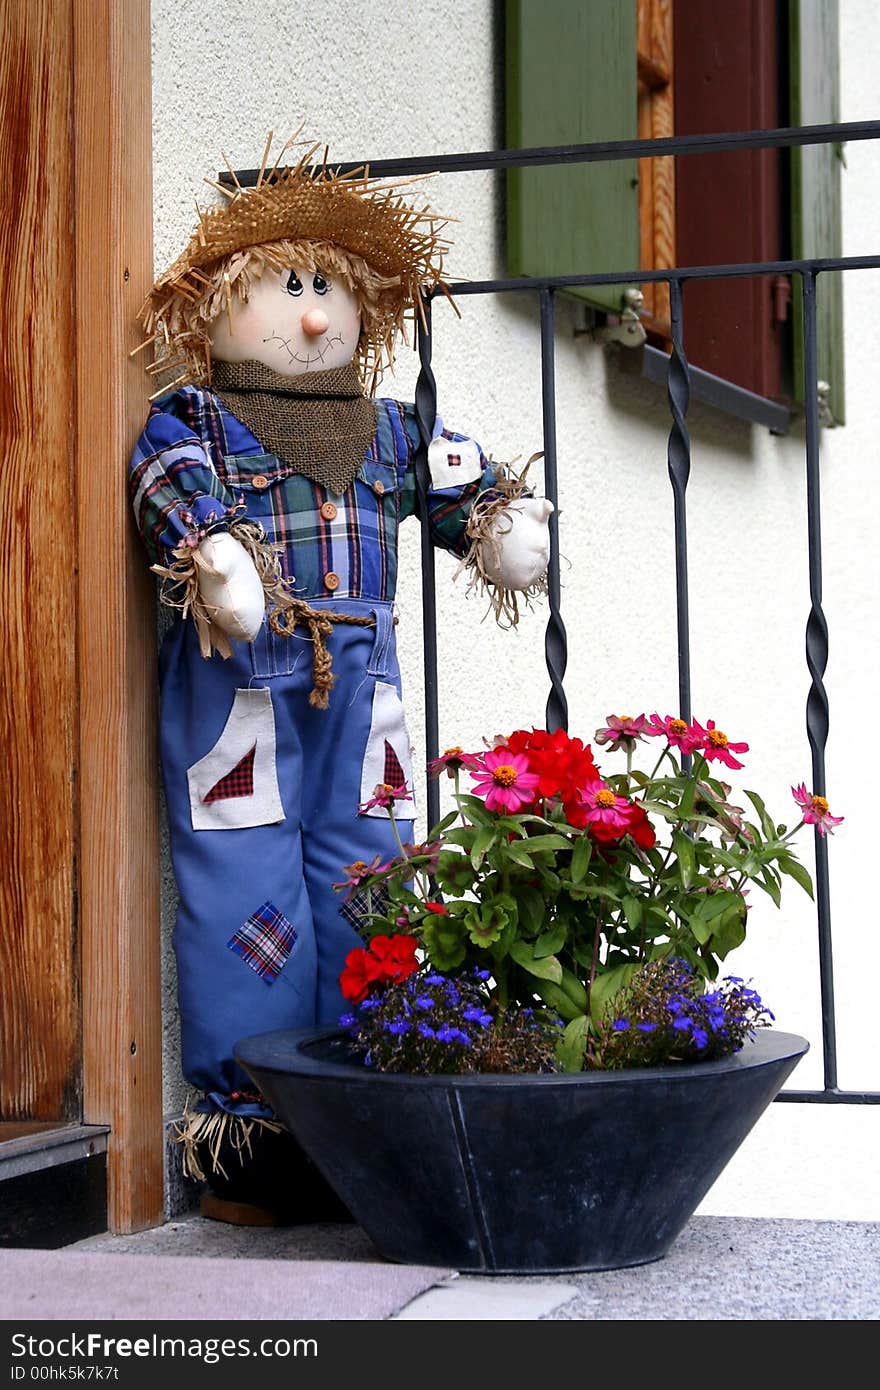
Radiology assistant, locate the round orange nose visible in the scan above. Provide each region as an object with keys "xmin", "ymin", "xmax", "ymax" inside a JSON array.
[{"xmin": 301, "ymin": 308, "xmax": 330, "ymax": 337}]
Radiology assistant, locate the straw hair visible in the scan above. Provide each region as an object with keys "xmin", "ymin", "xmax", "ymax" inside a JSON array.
[{"xmin": 140, "ymin": 134, "xmax": 453, "ymax": 392}]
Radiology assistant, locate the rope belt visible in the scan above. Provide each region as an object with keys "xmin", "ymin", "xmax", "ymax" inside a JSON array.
[{"xmin": 269, "ymin": 599, "xmax": 386, "ymax": 709}]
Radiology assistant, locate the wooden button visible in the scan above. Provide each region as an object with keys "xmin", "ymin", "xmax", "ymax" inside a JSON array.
[
  {"xmin": 373, "ymin": 479, "xmax": 385, "ymax": 495},
  {"xmin": 324, "ymin": 571, "xmax": 340, "ymax": 592},
  {"xmin": 321, "ymin": 501, "xmax": 338, "ymax": 521},
  {"xmin": 252, "ymin": 475, "xmax": 270, "ymax": 491}
]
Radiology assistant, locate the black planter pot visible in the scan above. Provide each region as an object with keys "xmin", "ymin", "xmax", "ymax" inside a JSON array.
[{"xmin": 235, "ymin": 1027, "xmax": 808, "ymax": 1274}]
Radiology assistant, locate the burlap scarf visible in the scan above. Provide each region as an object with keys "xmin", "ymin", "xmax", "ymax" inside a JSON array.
[{"xmin": 212, "ymin": 359, "xmax": 379, "ymax": 495}]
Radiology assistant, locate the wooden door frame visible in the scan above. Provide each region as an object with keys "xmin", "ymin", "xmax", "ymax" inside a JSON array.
[{"xmin": 74, "ymin": 0, "xmax": 164, "ymax": 1231}]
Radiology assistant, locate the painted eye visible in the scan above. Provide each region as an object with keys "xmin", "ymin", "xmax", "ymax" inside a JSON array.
[
  {"xmin": 312, "ymin": 273, "xmax": 331, "ymax": 296},
  {"xmin": 284, "ymin": 271, "xmax": 304, "ymax": 297}
]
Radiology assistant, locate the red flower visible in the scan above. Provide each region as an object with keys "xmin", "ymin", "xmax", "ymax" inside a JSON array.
[
  {"xmin": 368, "ymin": 933, "xmax": 420, "ymax": 982},
  {"xmin": 626, "ymin": 802, "xmax": 657, "ymax": 849},
  {"xmin": 339, "ymin": 933, "xmax": 419, "ymax": 1001},
  {"xmin": 507, "ymin": 727, "xmax": 598, "ymax": 803},
  {"xmin": 424, "ymin": 901, "xmax": 450, "ymax": 916},
  {"xmin": 339, "ymin": 946, "xmax": 384, "ymax": 1004}
]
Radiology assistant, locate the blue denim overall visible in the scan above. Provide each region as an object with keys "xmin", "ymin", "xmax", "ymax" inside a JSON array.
[{"xmin": 159, "ymin": 599, "xmax": 414, "ymax": 1119}]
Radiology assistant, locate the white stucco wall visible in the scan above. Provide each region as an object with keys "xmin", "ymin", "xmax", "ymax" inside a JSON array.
[{"xmin": 150, "ymin": 0, "xmax": 880, "ymax": 1218}]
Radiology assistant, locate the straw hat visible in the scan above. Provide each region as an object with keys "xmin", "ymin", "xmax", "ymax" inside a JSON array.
[{"xmin": 140, "ymin": 133, "xmax": 453, "ymax": 392}]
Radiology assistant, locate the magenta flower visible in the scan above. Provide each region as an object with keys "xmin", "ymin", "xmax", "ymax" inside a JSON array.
[
  {"xmin": 791, "ymin": 783, "xmax": 844, "ymax": 836},
  {"xmin": 645, "ymin": 713, "xmax": 703, "ymax": 755},
  {"xmin": 333, "ymin": 856, "xmax": 386, "ymax": 890},
  {"xmin": 469, "ymin": 749, "xmax": 540, "ymax": 813},
  {"xmin": 426, "ymin": 746, "xmax": 480, "ymax": 779},
  {"xmin": 577, "ymin": 782, "xmax": 634, "ymax": 833},
  {"xmin": 358, "ymin": 782, "xmax": 413, "ymax": 814},
  {"xmin": 594, "ymin": 714, "xmax": 650, "ymax": 752},
  {"xmin": 691, "ymin": 718, "xmax": 749, "ymax": 770}
]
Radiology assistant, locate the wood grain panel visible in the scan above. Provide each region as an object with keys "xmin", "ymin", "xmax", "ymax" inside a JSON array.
[
  {"xmin": 73, "ymin": 0, "xmax": 163, "ymax": 1231},
  {"xmin": 0, "ymin": 2, "xmax": 80, "ymax": 1122}
]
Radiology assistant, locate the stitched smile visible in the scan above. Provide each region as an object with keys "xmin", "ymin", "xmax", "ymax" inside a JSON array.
[{"xmin": 264, "ymin": 332, "xmax": 344, "ymax": 368}]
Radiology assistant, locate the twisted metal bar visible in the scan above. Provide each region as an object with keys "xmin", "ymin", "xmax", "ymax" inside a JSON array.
[
  {"xmin": 414, "ymin": 300, "xmax": 441, "ymax": 832},
  {"xmin": 666, "ymin": 279, "xmax": 692, "ymax": 747},
  {"xmin": 801, "ymin": 270, "xmax": 838, "ymax": 1091},
  {"xmin": 539, "ymin": 289, "xmax": 568, "ymax": 733}
]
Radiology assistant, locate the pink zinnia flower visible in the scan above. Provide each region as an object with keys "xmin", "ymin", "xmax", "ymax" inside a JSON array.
[
  {"xmin": 333, "ymin": 856, "xmax": 384, "ymax": 890},
  {"xmin": 692, "ymin": 718, "xmax": 749, "ymax": 770},
  {"xmin": 426, "ymin": 746, "xmax": 480, "ymax": 779},
  {"xmin": 645, "ymin": 713, "xmax": 703, "ymax": 755},
  {"xmin": 594, "ymin": 714, "xmax": 650, "ymax": 752},
  {"xmin": 358, "ymin": 782, "xmax": 413, "ymax": 813},
  {"xmin": 792, "ymin": 783, "xmax": 844, "ymax": 836},
  {"xmin": 577, "ymin": 782, "xmax": 634, "ymax": 833},
  {"xmin": 469, "ymin": 749, "xmax": 540, "ymax": 813}
]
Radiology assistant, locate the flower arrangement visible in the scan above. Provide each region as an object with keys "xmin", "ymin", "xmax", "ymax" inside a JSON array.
[{"xmin": 335, "ymin": 714, "xmax": 842, "ymax": 1074}]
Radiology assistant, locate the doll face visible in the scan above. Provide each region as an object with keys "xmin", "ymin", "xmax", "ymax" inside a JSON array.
[{"xmin": 209, "ymin": 265, "xmax": 362, "ymax": 375}]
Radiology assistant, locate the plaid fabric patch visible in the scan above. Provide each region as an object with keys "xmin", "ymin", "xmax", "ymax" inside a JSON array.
[
  {"xmin": 203, "ymin": 744, "xmax": 256, "ymax": 803},
  {"xmin": 339, "ymin": 885, "xmax": 391, "ymax": 936},
  {"xmin": 383, "ymin": 739, "xmax": 406, "ymax": 790},
  {"xmin": 228, "ymin": 901, "xmax": 297, "ymax": 984}
]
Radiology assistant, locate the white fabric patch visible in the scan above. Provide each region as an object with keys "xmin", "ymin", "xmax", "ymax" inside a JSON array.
[
  {"xmin": 187, "ymin": 687, "xmax": 285, "ymax": 830},
  {"xmin": 359, "ymin": 681, "xmax": 416, "ymax": 820},
  {"xmin": 427, "ymin": 434, "xmax": 483, "ymax": 490}
]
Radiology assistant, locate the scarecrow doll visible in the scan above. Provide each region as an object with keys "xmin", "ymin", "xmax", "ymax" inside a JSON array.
[{"xmin": 129, "ymin": 136, "xmax": 553, "ymax": 1222}]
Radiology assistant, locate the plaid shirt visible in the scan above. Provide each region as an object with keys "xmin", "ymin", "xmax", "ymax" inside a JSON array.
[{"xmin": 129, "ymin": 385, "xmax": 495, "ymax": 602}]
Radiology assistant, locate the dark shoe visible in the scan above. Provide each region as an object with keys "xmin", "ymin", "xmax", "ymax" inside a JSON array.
[{"xmin": 195, "ymin": 1122, "xmax": 354, "ymax": 1225}]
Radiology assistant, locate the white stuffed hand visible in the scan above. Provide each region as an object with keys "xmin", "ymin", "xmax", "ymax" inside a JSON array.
[
  {"xmin": 480, "ymin": 497, "xmax": 554, "ymax": 591},
  {"xmin": 196, "ymin": 533, "xmax": 265, "ymax": 643}
]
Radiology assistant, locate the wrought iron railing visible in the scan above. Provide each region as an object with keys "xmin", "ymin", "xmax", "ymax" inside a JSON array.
[{"xmin": 232, "ymin": 119, "xmax": 880, "ymax": 1105}]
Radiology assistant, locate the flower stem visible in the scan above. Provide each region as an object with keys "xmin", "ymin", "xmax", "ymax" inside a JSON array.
[{"xmin": 589, "ymin": 915, "xmax": 602, "ymax": 992}]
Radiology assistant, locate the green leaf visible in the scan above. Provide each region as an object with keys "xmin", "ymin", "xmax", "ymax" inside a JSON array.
[
  {"xmin": 434, "ymin": 852, "xmax": 476, "ymax": 895},
  {"xmin": 744, "ymin": 789, "xmax": 777, "ymax": 840},
  {"xmin": 429, "ymin": 810, "xmax": 460, "ymax": 837},
  {"xmin": 464, "ymin": 898, "xmax": 517, "ymax": 949},
  {"xmin": 470, "ymin": 826, "xmax": 496, "ymax": 870},
  {"xmin": 520, "ymin": 833, "xmax": 572, "ymax": 854},
  {"xmin": 693, "ymin": 889, "xmax": 741, "ymax": 923},
  {"xmin": 509, "ymin": 940, "xmax": 563, "ymax": 983},
  {"xmin": 534, "ymin": 923, "xmax": 567, "ymax": 957},
  {"xmin": 672, "ymin": 831, "xmax": 696, "ymax": 889},
  {"xmin": 589, "ymin": 962, "xmax": 640, "ymax": 1022},
  {"xmin": 504, "ymin": 841, "xmax": 536, "ymax": 869},
  {"xmin": 422, "ymin": 918, "xmax": 467, "ymax": 971},
  {"xmin": 455, "ymin": 795, "xmax": 493, "ymax": 825},
  {"xmin": 443, "ymin": 829, "xmax": 477, "ymax": 851},
  {"xmin": 621, "ymin": 894, "xmax": 643, "ymax": 931},
  {"xmin": 559, "ymin": 967, "xmax": 589, "ymax": 1012},
  {"xmin": 571, "ymin": 835, "xmax": 592, "ymax": 884},
  {"xmin": 778, "ymin": 854, "xmax": 814, "ymax": 899},
  {"xmin": 754, "ymin": 868, "xmax": 781, "ymax": 907},
  {"xmin": 529, "ymin": 976, "xmax": 583, "ymax": 1022},
  {"xmin": 516, "ymin": 885, "xmax": 547, "ymax": 936},
  {"xmin": 556, "ymin": 1015, "xmax": 590, "ymax": 1073},
  {"xmin": 711, "ymin": 901, "xmax": 748, "ymax": 958},
  {"xmin": 689, "ymin": 915, "xmax": 713, "ymax": 945}
]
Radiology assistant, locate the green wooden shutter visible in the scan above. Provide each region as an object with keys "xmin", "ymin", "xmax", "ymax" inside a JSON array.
[
  {"xmin": 505, "ymin": 0, "xmax": 639, "ymax": 314},
  {"xmin": 790, "ymin": 0, "xmax": 845, "ymax": 424}
]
